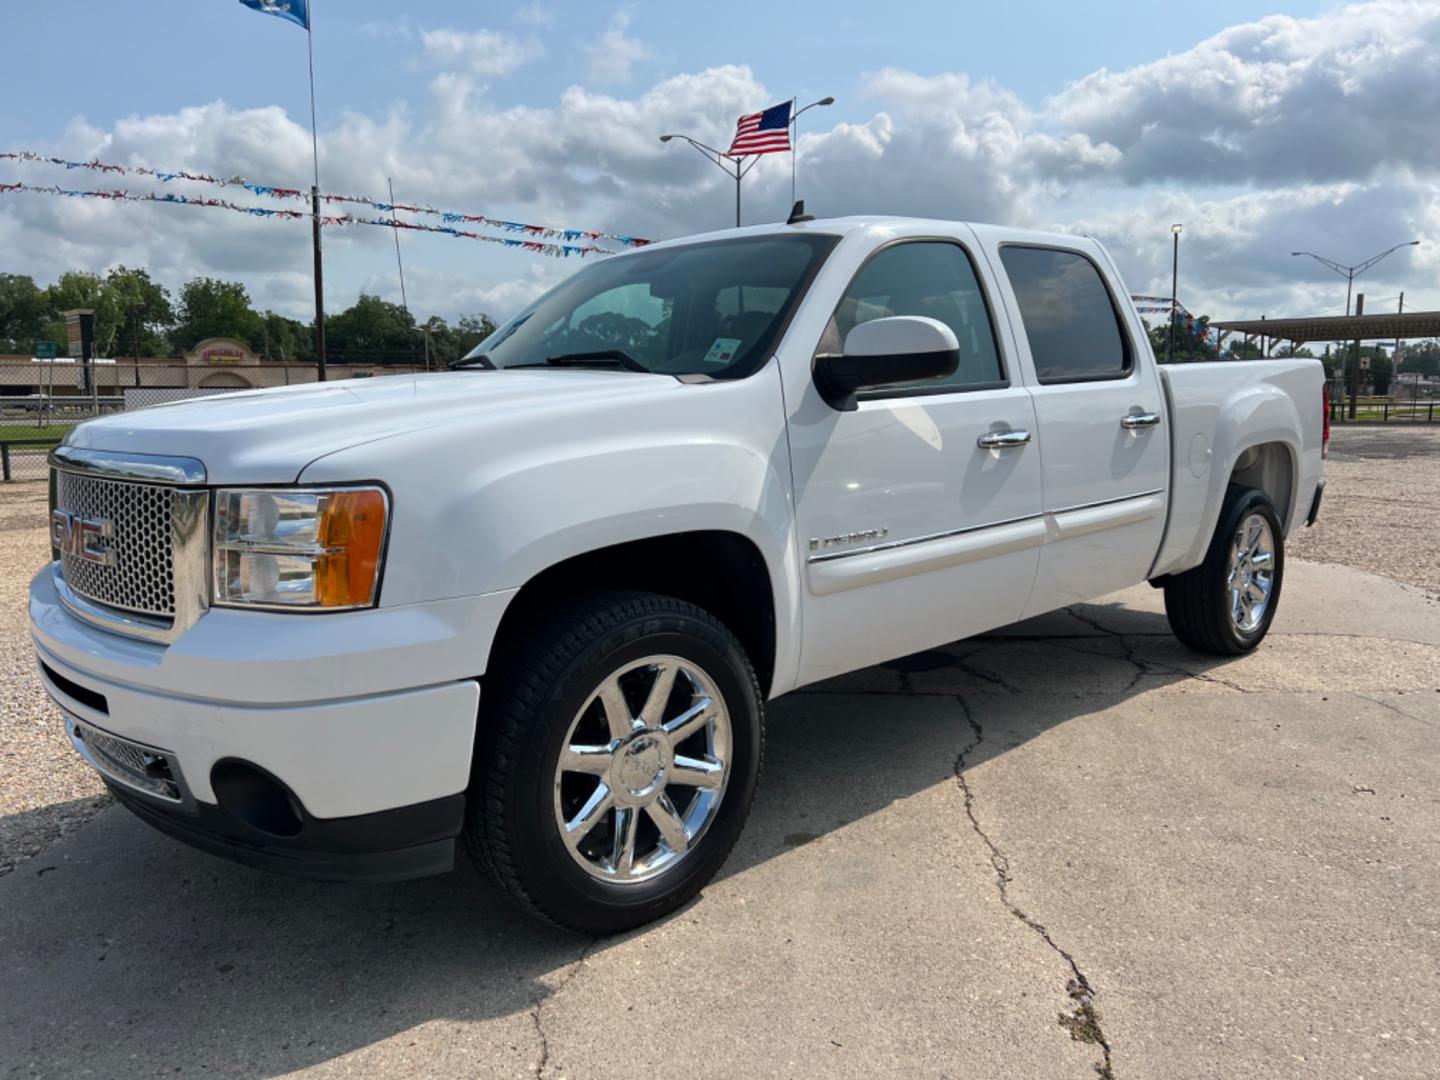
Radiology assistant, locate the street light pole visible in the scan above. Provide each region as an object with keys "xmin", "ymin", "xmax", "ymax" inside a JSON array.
[
  {"xmin": 1168, "ymin": 224, "xmax": 1182, "ymax": 365},
  {"xmin": 789, "ymin": 95, "xmax": 835, "ymax": 206},
  {"xmin": 660, "ymin": 132, "xmax": 755, "ymax": 227},
  {"xmin": 1291, "ymin": 240, "xmax": 1420, "ymax": 316}
]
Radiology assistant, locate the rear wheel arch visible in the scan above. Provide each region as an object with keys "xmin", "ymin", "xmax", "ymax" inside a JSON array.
[{"xmin": 1228, "ymin": 440, "xmax": 1297, "ymax": 531}]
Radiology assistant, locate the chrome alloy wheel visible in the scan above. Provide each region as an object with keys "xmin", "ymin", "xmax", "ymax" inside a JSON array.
[
  {"xmin": 553, "ymin": 655, "xmax": 732, "ymax": 884},
  {"xmin": 1227, "ymin": 512, "xmax": 1276, "ymax": 633}
]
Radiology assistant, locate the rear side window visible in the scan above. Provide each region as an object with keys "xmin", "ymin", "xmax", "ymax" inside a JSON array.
[{"xmin": 999, "ymin": 246, "xmax": 1131, "ymax": 383}]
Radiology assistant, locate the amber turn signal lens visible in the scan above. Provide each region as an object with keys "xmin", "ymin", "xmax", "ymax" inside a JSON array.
[{"xmin": 314, "ymin": 489, "xmax": 388, "ymax": 607}]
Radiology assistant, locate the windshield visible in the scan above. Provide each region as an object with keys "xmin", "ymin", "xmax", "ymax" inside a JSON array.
[{"xmin": 459, "ymin": 233, "xmax": 838, "ymax": 379}]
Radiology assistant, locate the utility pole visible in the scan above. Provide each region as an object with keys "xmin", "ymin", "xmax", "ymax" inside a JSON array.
[
  {"xmin": 1349, "ymin": 293, "xmax": 1364, "ymax": 420},
  {"xmin": 1167, "ymin": 224, "xmax": 1182, "ymax": 365},
  {"xmin": 130, "ymin": 303, "xmax": 144, "ymax": 388},
  {"xmin": 311, "ymin": 186, "xmax": 328, "ymax": 381},
  {"xmin": 1395, "ymin": 291, "xmax": 1407, "ymax": 397}
]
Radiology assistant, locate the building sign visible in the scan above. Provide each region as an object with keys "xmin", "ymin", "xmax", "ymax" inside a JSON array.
[{"xmin": 183, "ymin": 337, "xmax": 260, "ymax": 366}]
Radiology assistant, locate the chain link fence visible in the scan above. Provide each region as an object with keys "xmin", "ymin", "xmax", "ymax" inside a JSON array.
[{"xmin": 1, "ymin": 361, "xmax": 428, "ymax": 484}]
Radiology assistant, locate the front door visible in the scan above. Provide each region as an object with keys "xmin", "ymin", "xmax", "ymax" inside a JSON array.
[
  {"xmin": 985, "ymin": 240, "xmax": 1170, "ymax": 618},
  {"xmin": 786, "ymin": 237, "xmax": 1044, "ymax": 685}
]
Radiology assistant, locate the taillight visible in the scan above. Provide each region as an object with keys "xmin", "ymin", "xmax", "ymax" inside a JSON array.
[{"xmin": 1321, "ymin": 382, "xmax": 1330, "ymax": 459}]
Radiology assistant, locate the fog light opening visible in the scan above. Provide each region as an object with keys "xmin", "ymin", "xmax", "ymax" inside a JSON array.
[{"xmin": 210, "ymin": 760, "xmax": 305, "ymax": 838}]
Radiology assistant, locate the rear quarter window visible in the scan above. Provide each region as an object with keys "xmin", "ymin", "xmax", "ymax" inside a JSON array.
[{"xmin": 999, "ymin": 246, "xmax": 1131, "ymax": 383}]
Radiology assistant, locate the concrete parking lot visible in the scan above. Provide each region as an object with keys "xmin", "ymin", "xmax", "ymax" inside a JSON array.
[{"xmin": 3, "ymin": 427, "xmax": 1439, "ymax": 1078}]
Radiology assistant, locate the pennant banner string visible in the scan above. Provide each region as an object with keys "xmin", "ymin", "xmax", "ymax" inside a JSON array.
[
  {"xmin": 0, "ymin": 181, "xmax": 613, "ymax": 259},
  {"xmin": 1, "ymin": 149, "xmax": 651, "ymax": 248}
]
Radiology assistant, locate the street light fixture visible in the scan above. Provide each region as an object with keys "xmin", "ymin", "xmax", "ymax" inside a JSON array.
[
  {"xmin": 659, "ymin": 132, "xmax": 758, "ymax": 228},
  {"xmin": 1291, "ymin": 240, "xmax": 1420, "ymax": 316},
  {"xmin": 790, "ymin": 96, "xmax": 835, "ymax": 205}
]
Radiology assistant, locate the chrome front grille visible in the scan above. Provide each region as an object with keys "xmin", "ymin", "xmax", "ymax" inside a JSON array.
[
  {"xmin": 56, "ymin": 470, "xmax": 176, "ymax": 617},
  {"xmin": 48, "ymin": 447, "xmax": 210, "ymax": 645}
]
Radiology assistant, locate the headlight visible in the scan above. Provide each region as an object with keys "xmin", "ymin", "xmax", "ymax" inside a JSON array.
[{"xmin": 213, "ymin": 487, "xmax": 389, "ymax": 610}]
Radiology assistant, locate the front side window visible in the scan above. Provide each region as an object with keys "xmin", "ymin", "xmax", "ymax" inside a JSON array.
[
  {"xmin": 460, "ymin": 234, "xmax": 838, "ymax": 379},
  {"xmin": 999, "ymin": 246, "xmax": 1131, "ymax": 383},
  {"xmin": 815, "ymin": 241, "xmax": 1004, "ymax": 394}
]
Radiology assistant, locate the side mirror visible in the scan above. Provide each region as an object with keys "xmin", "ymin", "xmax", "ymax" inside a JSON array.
[{"xmin": 814, "ymin": 316, "xmax": 960, "ymax": 409}]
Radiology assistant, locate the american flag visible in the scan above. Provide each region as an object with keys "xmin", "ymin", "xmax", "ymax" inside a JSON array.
[{"xmin": 727, "ymin": 101, "xmax": 792, "ymax": 157}]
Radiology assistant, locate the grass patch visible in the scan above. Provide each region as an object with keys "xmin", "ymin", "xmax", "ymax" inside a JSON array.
[{"xmin": 0, "ymin": 421, "xmax": 75, "ymax": 443}]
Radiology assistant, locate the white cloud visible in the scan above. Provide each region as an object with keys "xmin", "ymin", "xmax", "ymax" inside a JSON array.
[
  {"xmin": 586, "ymin": 9, "xmax": 652, "ymax": 86},
  {"xmin": 513, "ymin": 1, "xmax": 554, "ymax": 29},
  {"xmin": 3, "ymin": 0, "xmax": 1435, "ymax": 331},
  {"xmin": 358, "ymin": 17, "xmax": 415, "ymax": 40},
  {"xmin": 420, "ymin": 27, "xmax": 544, "ymax": 79},
  {"xmin": 1048, "ymin": 0, "xmax": 1440, "ymax": 184}
]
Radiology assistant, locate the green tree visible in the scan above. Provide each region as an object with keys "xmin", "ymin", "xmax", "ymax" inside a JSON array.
[
  {"xmin": 1145, "ymin": 315, "xmax": 1216, "ymax": 363},
  {"xmin": 1397, "ymin": 340, "xmax": 1440, "ymax": 376},
  {"xmin": 326, "ymin": 293, "xmax": 417, "ymax": 364},
  {"xmin": 456, "ymin": 313, "xmax": 497, "ymax": 353},
  {"xmin": 258, "ymin": 311, "xmax": 313, "ymax": 363},
  {"xmin": 99, "ymin": 266, "xmax": 175, "ymax": 358},
  {"xmin": 0, "ymin": 273, "xmax": 52, "ymax": 354},
  {"xmin": 1369, "ymin": 354, "xmax": 1394, "ymax": 395},
  {"xmin": 174, "ymin": 277, "xmax": 264, "ymax": 350}
]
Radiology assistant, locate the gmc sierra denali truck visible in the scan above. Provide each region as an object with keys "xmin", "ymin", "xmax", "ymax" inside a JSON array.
[{"xmin": 31, "ymin": 216, "xmax": 1326, "ymax": 932}]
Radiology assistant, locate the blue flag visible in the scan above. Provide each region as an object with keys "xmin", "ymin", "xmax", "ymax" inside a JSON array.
[{"xmin": 238, "ymin": 0, "xmax": 309, "ymax": 30}]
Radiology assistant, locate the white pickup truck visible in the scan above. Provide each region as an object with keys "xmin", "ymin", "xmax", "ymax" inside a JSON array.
[{"xmin": 31, "ymin": 215, "xmax": 1326, "ymax": 931}]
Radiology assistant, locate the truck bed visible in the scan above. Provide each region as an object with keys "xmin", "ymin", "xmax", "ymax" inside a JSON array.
[{"xmin": 1151, "ymin": 359, "xmax": 1326, "ymax": 579}]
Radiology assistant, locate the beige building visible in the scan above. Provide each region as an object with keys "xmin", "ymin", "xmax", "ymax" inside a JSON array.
[{"xmin": 0, "ymin": 338, "xmax": 422, "ymax": 400}]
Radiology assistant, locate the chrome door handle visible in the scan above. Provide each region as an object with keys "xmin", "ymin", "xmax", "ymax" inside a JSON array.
[
  {"xmin": 1120, "ymin": 412, "xmax": 1162, "ymax": 429},
  {"xmin": 977, "ymin": 429, "xmax": 1032, "ymax": 449}
]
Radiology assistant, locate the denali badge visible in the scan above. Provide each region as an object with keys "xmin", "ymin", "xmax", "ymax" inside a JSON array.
[
  {"xmin": 809, "ymin": 527, "xmax": 889, "ymax": 553},
  {"xmin": 51, "ymin": 511, "xmax": 117, "ymax": 567}
]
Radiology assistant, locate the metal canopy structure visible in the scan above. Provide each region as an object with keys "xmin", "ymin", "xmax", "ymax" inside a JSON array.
[{"xmin": 1211, "ymin": 311, "xmax": 1440, "ymax": 345}]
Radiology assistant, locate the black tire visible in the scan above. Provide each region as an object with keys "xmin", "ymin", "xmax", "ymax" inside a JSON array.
[
  {"xmin": 1164, "ymin": 485, "xmax": 1285, "ymax": 655},
  {"xmin": 466, "ymin": 590, "xmax": 764, "ymax": 934}
]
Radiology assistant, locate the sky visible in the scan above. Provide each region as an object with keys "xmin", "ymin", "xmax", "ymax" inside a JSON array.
[{"xmin": 3, "ymin": 0, "xmax": 1437, "ymax": 333}]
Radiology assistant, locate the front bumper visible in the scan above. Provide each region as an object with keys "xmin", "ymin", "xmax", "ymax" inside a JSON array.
[
  {"xmin": 105, "ymin": 777, "xmax": 465, "ymax": 883},
  {"xmin": 30, "ymin": 564, "xmax": 500, "ymax": 881}
]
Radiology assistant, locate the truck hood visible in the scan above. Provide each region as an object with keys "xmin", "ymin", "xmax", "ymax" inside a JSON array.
[{"xmin": 64, "ymin": 370, "xmax": 680, "ymax": 485}]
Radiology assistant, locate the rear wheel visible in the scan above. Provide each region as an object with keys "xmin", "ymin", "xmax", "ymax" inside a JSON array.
[
  {"xmin": 467, "ymin": 591, "xmax": 763, "ymax": 933},
  {"xmin": 1164, "ymin": 486, "xmax": 1285, "ymax": 655}
]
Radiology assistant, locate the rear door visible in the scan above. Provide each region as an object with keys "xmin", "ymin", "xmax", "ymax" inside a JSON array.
[{"xmin": 981, "ymin": 236, "xmax": 1170, "ymax": 617}]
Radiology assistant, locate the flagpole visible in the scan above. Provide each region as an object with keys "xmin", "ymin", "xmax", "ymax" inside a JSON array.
[
  {"xmin": 790, "ymin": 97, "xmax": 797, "ymax": 206},
  {"xmin": 306, "ymin": 1, "xmax": 327, "ymax": 381}
]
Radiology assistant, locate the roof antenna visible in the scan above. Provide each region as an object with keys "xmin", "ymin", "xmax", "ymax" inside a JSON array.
[{"xmin": 787, "ymin": 199, "xmax": 815, "ymax": 225}]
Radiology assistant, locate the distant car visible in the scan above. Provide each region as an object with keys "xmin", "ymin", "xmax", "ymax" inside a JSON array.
[{"xmin": 32, "ymin": 216, "xmax": 1326, "ymax": 932}]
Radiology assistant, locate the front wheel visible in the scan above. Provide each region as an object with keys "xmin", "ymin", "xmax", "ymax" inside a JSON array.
[
  {"xmin": 467, "ymin": 591, "xmax": 764, "ymax": 933},
  {"xmin": 1164, "ymin": 486, "xmax": 1285, "ymax": 655}
]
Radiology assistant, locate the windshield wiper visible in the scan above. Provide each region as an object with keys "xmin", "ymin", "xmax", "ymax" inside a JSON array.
[
  {"xmin": 511, "ymin": 350, "xmax": 650, "ymax": 373},
  {"xmin": 450, "ymin": 353, "xmax": 495, "ymax": 370}
]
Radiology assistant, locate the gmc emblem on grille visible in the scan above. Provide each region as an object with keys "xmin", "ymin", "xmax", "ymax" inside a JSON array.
[{"xmin": 51, "ymin": 511, "xmax": 117, "ymax": 567}]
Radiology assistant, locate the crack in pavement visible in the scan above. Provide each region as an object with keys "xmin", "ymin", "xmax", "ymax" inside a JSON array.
[
  {"xmin": 1352, "ymin": 692, "xmax": 1440, "ymax": 729},
  {"xmin": 531, "ymin": 935, "xmax": 602, "ymax": 1079},
  {"xmin": 1060, "ymin": 607, "xmax": 1254, "ymax": 695},
  {"xmin": 951, "ymin": 692, "xmax": 1116, "ymax": 1080}
]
